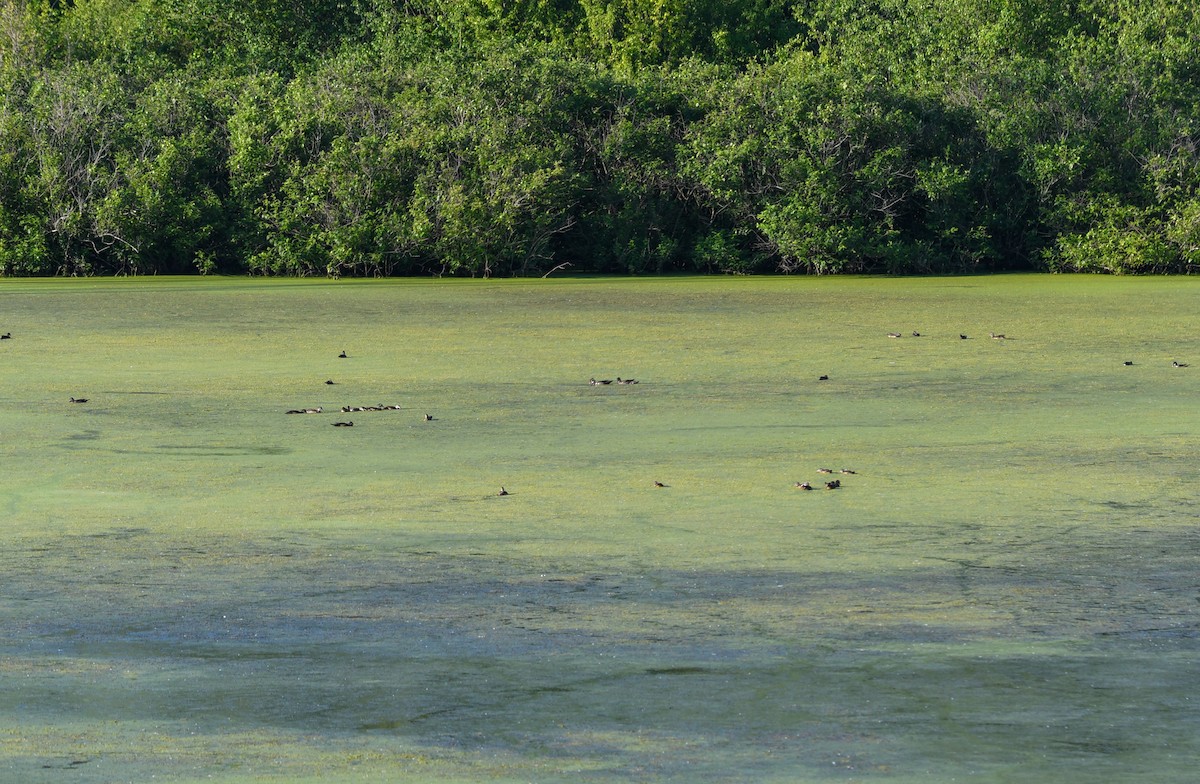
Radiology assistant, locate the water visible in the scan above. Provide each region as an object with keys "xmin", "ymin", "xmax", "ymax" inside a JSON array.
[{"xmin": 1, "ymin": 275, "xmax": 1198, "ymax": 781}]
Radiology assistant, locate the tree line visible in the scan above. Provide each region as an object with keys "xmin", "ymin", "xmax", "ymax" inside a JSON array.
[{"xmin": 1, "ymin": 0, "xmax": 1198, "ymax": 276}]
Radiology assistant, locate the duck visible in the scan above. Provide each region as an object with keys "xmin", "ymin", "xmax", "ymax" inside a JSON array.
[
  {"xmin": 338, "ymin": 350, "xmax": 348, "ymax": 358},
  {"xmin": 825, "ymin": 480, "xmax": 841, "ymax": 490},
  {"xmin": 325, "ymin": 379, "xmax": 336, "ymax": 385},
  {"xmin": 302, "ymin": 407, "xmax": 322, "ymax": 414},
  {"xmin": 911, "ymin": 331, "xmax": 921, "ymax": 337},
  {"xmin": 795, "ymin": 481, "xmax": 812, "ymax": 490},
  {"xmin": 590, "ymin": 378, "xmax": 614, "ymax": 385},
  {"xmin": 1173, "ymin": 361, "xmax": 1189, "ymax": 367},
  {"xmin": 960, "ymin": 334, "xmax": 968, "ymax": 340},
  {"xmin": 818, "ymin": 375, "xmax": 829, "ymax": 381},
  {"xmin": 332, "ymin": 421, "xmax": 353, "ymax": 427},
  {"xmin": 0, "ymin": 332, "xmax": 10, "ymax": 339},
  {"xmin": 69, "ymin": 397, "xmax": 88, "ymax": 403},
  {"xmin": 498, "ymin": 487, "xmax": 509, "ymax": 496},
  {"xmin": 1123, "ymin": 361, "xmax": 1133, "ymax": 366},
  {"xmin": 887, "ymin": 332, "xmax": 902, "ymax": 338},
  {"xmin": 617, "ymin": 377, "xmax": 639, "ymax": 384},
  {"xmin": 817, "ymin": 468, "xmax": 834, "ymax": 474},
  {"xmin": 286, "ymin": 408, "xmax": 305, "ymax": 414},
  {"xmin": 653, "ymin": 481, "xmax": 666, "ymax": 488},
  {"xmin": 990, "ymin": 332, "xmax": 1006, "ymax": 340},
  {"xmin": 423, "ymin": 414, "xmax": 435, "ymax": 421},
  {"xmin": 839, "ymin": 469, "xmax": 857, "ymax": 475}
]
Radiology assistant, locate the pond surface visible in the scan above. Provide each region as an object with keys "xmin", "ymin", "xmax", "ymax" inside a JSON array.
[{"xmin": 1, "ymin": 275, "xmax": 1197, "ymax": 781}]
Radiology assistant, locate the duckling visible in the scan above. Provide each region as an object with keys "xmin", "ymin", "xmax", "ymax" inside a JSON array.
[
  {"xmin": 332, "ymin": 421, "xmax": 353, "ymax": 427},
  {"xmin": 338, "ymin": 350, "xmax": 348, "ymax": 358},
  {"xmin": 590, "ymin": 378, "xmax": 614, "ymax": 385},
  {"xmin": 887, "ymin": 332, "xmax": 902, "ymax": 338},
  {"xmin": 69, "ymin": 397, "xmax": 88, "ymax": 403},
  {"xmin": 1173, "ymin": 361, "xmax": 1189, "ymax": 367},
  {"xmin": 794, "ymin": 481, "xmax": 812, "ymax": 490},
  {"xmin": 498, "ymin": 487, "xmax": 509, "ymax": 496},
  {"xmin": 817, "ymin": 468, "xmax": 834, "ymax": 474}
]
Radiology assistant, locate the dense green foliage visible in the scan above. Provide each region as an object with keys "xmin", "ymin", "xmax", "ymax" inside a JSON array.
[{"xmin": 1, "ymin": 0, "xmax": 1198, "ymax": 275}]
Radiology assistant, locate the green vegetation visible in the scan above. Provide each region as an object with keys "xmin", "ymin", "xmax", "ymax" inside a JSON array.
[
  {"xmin": 2, "ymin": 0, "xmax": 1199, "ymax": 276},
  {"xmin": 2, "ymin": 276, "xmax": 1198, "ymax": 781}
]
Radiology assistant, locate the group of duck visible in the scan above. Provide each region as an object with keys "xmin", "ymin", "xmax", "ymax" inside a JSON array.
[
  {"xmin": 887, "ymin": 330, "xmax": 1006, "ymax": 339},
  {"xmin": 590, "ymin": 377, "xmax": 639, "ymax": 385},
  {"xmin": 794, "ymin": 468, "xmax": 856, "ymax": 491},
  {"xmin": 279, "ymin": 349, "xmax": 444, "ymax": 427}
]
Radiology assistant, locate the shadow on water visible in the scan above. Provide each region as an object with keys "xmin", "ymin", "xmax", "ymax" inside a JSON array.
[{"xmin": 3, "ymin": 527, "xmax": 1198, "ymax": 781}]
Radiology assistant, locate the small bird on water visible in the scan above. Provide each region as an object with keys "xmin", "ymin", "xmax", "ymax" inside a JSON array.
[
  {"xmin": 69, "ymin": 397, "xmax": 88, "ymax": 403},
  {"xmin": 338, "ymin": 350, "xmax": 348, "ymax": 358},
  {"xmin": 0, "ymin": 332, "xmax": 11, "ymax": 339},
  {"xmin": 1173, "ymin": 360, "xmax": 1189, "ymax": 367},
  {"xmin": 498, "ymin": 487, "xmax": 509, "ymax": 496},
  {"xmin": 653, "ymin": 481, "xmax": 666, "ymax": 488},
  {"xmin": 795, "ymin": 481, "xmax": 812, "ymax": 490},
  {"xmin": 332, "ymin": 421, "xmax": 353, "ymax": 427}
]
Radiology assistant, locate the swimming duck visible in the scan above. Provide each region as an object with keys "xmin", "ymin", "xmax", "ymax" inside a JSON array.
[
  {"xmin": 887, "ymin": 332, "xmax": 902, "ymax": 338},
  {"xmin": 69, "ymin": 397, "xmax": 88, "ymax": 403},
  {"xmin": 990, "ymin": 332, "xmax": 1006, "ymax": 340},
  {"xmin": 423, "ymin": 414, "xmax": 434, "ymax": 421},
  {"xmin": 795, "ymin": 482, "xmax": 812, "ymax": 490},
  {"xmin": 590, "ymin": 378, "xmax": 614, "ymax": 385},
  {"xmin": 286, "ymin": 408, "xmax": 305, "ymax": 414},
  {"xmin": 825, "ymin": 480, "xmax": 841, "ymax": 490},
  {"xmin": 617, "ymin": 377, "xmax": 639, "ymax": 384},
  {"xmin": 839, "ymin": 469, "xmax": 857, "ymax": 475},
  {"xmin": 332, "ymin": 421, "xmax": 353, "ymax": 427},
  {"xmin": 653, "ymin": 481, "xmax": 666, "ymax": 488},
  {"xmin": 911, "ymin": 331, "xmax": 921, "ymax": 337},
  {"xmin": 0, "ymin": 332, "xmax": 10, "ymax": 339},
  {"xmin": 338, "ymin": 350, "xmax": 348, "ymax": 358},
  {"xmin": 1173, "ymin": 361, "xmax": 1189, "ymax": 367},
  {"xmin": 817, "ymin": 468, "xmax": 834, "ymax": 474},
  {"xmin": 325, "ymin": 379, "xmax": 336, "ymax": 385},
  {"xmin": 960, "ymin": 334, "xmax": 968, "ymax": 340},
  {"xmin": 498, "ymin": 487, "xmax": 509, "ymax": 496},
  {"xmin": 1123, "ymin": 361, "xmax": 1133, "ymax": 366},
  {"xmin": 818, "ymin": 375, "xmax": 829, "ymax": 381}
]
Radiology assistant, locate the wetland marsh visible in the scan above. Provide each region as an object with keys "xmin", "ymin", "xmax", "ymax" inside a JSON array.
[{"xmin": 1, "ymin": 275, "xmax": 1198, "ymax": 782}]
